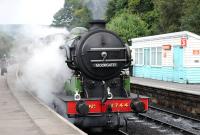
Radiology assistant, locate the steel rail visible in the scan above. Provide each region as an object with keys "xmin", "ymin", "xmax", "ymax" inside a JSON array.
[
  {"xmin": 138, "ymin": 113, "xmax": 198, "ymax": 135},
  {"xmin": 117, "ymin": 129, "xmax": 129, "ymax": 135},
  {"xmin": 149, "ymin": 105, "xmax": 200, "ymax": 123}
]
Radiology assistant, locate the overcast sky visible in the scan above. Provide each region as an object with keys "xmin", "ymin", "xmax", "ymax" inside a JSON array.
[{"xmin": 0, "ymin": 0, "xmax": 64, "ymax": 25}]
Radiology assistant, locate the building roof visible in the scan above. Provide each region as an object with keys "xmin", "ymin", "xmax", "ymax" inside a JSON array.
[{"xmin": 131, "ymin": 31, "xmax": 200, "ymax": 43}]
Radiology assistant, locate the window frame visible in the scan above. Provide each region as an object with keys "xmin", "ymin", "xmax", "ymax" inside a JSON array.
[
  {"xmin": 144, "ymin": 48, "xmax": 151, "ymax": 66},
  {"xmin": 150, "ymin": 47, "xmax": 162, "ymax": 67},
  {"xmin": 135, "ymin": 48, "xmax": 144, "ymax": 66},
  {"xmin": 157, "ymin": 47, "xmax": 162, "ymax": 66}
]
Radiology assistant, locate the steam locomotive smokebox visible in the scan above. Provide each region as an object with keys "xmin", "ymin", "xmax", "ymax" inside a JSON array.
[
  {"xmin": 76, "ymin": 20, "xmax": 130, "ymax": 80},
  {"xmin": 89, "ymin": 20, "xmax": 106, "ymax": 30}
]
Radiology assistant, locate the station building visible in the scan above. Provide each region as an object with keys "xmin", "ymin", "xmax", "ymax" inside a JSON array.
[{"xmin": 131, "ymin": 31, "xmax": 200, "ymax": 84}]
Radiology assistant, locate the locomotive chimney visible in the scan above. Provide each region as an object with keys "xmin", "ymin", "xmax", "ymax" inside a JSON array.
[{"xmin": 89, "ymin": 20, "xmax": 106, "ymax": 30}]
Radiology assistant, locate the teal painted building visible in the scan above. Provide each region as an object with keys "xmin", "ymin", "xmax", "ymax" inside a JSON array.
[{"xmin": 131, "ymin": 31, "xmax": 200, "ymax": 84}]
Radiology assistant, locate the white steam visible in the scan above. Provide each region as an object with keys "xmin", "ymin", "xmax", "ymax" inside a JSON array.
[
  {"xmin": 84, "ymin": 0, "xmax": 109, "ymax": 19},
  {"xmin": 11, "ymin": 25, "xmax": 71, "ymax": 105}
]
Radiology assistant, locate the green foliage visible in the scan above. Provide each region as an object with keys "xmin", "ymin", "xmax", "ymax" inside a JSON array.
[
  {"xmin": 106, "ymin": 0, "xmax": 157, "ymax": 34},
  {"xmin": 52, "ymin": 7, "xmax": 73, "ymax": 27},
  {"xmin": 128, "ymin": 0, "xmax": 140, "ymax": 9},
  {"xmin": 52, "ymin": 0, "xmax": 92, "ymax": 29},
  {"xmin": 106, "ymin": 0, "xmax": 128, "ymax": 21},
  {"xmin": 128, "ymin": 0, "xmax": 154, "ymax": 13},
  {"xmin": 106, "ymin": 0, "xmax": 155, "ymax": 22},
  {"xmin": 70, "ymin": 7, "xmax": 91, "ymax": 28},
  {"xmin": 107, "ymin": 11, "xmax": 149, "ymax": 43},
  {"xmin": 154, "ymin": 0, "xmax": 184, "ymax": 33},
  {"xmin": 106, "ymin": 0, "xmax": 200, "ymax": 36},
  {"xmin": 181, "ymin": 0, "xmax": 200, "ymax": 34}
]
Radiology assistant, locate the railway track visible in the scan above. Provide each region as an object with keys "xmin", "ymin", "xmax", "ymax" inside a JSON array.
[
  {"xmin": 135, "ymin": 106, "xmax": 200, "ymax": 135},
  {"xmin": 148, "ymin": 105, "xmax": 200, "ymax": 123}
]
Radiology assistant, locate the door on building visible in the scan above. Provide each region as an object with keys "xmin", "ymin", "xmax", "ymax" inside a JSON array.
[
  {"xmin": 173, "ymin": 46, "xmax": 185, "ymax": 83},
  {"xmin": 143, "ymin": 48, "xmax": 151, "ymax": 78}
]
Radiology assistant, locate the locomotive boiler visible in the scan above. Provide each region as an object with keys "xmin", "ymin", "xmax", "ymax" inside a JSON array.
[{"xmin": 59, "ymin": 20, "xmax": 148, "ymax": 129}]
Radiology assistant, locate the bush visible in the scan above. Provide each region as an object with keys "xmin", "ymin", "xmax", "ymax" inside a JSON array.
[{"xmin": 107, "ymin": 11, "xmax": 149, "ymax": 43}]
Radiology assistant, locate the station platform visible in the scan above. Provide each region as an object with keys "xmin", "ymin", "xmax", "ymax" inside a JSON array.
[
  {"xmin": 0, "ymin": 65, "xmax": 86, "ymax": 135},
  {"xmin": 130, "ymin": 77, "xmax": 200, "ymax": 96}
]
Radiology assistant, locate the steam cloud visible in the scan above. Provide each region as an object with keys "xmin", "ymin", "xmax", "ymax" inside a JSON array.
[
  {"xmin": 0, "ymin": 0, "xmax": 69, "ymax": 110},
  {"xmin": 84, "ymin": 0, "xmax": 109, "ymax": 19},
  {"xmin": 2, "ymin": 0, "xmax": 109, "ymax": 108},
  {"xmin": 10, "ymin": 25, "xmax": 71, "ymax": 105}
]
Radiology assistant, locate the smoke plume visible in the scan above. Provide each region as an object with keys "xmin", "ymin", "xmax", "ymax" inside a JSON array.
[
  {"xmin": 84, "ymin": 0, "xmax": 109, "ymax": 20},
  {"xmin": 10, "ymin": 25, "xmax": 71, "ymax": 105}
]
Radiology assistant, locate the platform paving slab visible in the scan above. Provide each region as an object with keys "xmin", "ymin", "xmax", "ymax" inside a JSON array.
[
  {"xmin": 0, "ymin": 76, "xmax": 45, "ymax": 135},
  {"xmin": 1, "ymin": 65, "xmax": 87, "ymax": 135}
]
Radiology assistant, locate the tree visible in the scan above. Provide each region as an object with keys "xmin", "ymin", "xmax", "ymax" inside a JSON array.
[
  {"xmin": 52, "ymin": 0, "xmax": 92, "ymax": 29},
  {"xmin": 70, "ymin": 7, "xmax": 92, "ymax": 28},
  {"xmin": 128, "ymin": 0, "xmax": 157, "ymax": 34},
  {"xmin": 106, "ymin": 0, "xmax": 157, "ymax": 34},
  {"xmin": 181, "ymin": 0, "xmax": 200, "ymax": 34},
  {"xmin": 128, "ymin": 0, "xmax": 154, "ymax": 13},
  {"xmin": 106, "ymin": 0, "xmax": 128, "ymax": 21},
  {"xmin": 107, "ymin": 11, "xmax": 149, "ymax": 43},
  {"xmin": 106, "ymin": 0, "xmax": 200, "ymax": 36},
  {"xmin": 154, "ymin": 0, "xmax": 184, "ymax": 33},
  {"xmin": 52, "ymin": 7, "xmax": 73, "ymax": 27}
]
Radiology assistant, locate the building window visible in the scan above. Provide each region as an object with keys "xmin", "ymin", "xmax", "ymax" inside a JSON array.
[
  {"xmin": 157, "ymin": 47, "xmax": 162, "ymax": 65},
  {"xmin": 151, "ymin": 47, "xmax": 162, "ymax": 66},
  {"xmin": 139, "ymin": 48, "xmax": 143, "ymax": 65},
  {"xmin": 144, "ymin": 48, "xmax": 150, "ymax": 65},
  {"xmin": 135, "ymin": 48, "xmax": 143, "ymax": 65},
  {"xmin": 135, "ymin": 48, "xmax": 139, "ymax": 64},
  {"xmin": 151, "ymin": 48, "xmax": 156, "ymax": 65}
]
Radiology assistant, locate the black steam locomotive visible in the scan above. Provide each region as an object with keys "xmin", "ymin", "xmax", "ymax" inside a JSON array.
[{"xmin": 59, "ymin": 20, "xmax": 148, "ymax": 129}]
